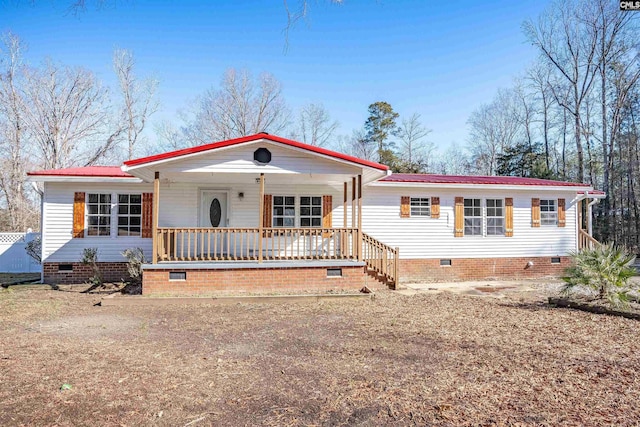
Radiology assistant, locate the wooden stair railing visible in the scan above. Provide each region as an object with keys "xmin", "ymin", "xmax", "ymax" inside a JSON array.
[
  {"xmin": 362, "ymin": 232, "xmax": 399, "ymax": 289},
  {"xmin": 578, "ymin": 228, "xmax": 601, "ymax": 250}
]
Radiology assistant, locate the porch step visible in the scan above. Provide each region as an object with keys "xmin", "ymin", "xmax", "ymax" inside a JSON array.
[{"xmin": 366, "ymin": 268, "xmax": 395, "ymax": 290}]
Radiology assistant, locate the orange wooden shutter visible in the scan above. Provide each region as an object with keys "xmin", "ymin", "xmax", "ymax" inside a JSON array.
[
  {"xmin": 400, "ymin": 196, "xmax": 410, "ymax": 218},
  {"xmin": 263, "ymin": 194, "xmax": 272, "ymax": 227},
  {"xmin": 454, "ymin": 197, "xmax": 464, "ymax": 237},
  {"xmin": 142, "ymin": 193, "xmax": 153, "ymax": 238},
  {"xmin": 431, "ymin": 197, "xmax": 440, "ymax": 219},
  {"xmin": 558, "ymin": 198, "xmax": 566, "ymax": 227},
  {"xmin": 505, "ymin": 197, "xmax": 514, "ymax": 237},
  {"xmin": 531, "ymin": 198, "xmax": 541, "ymax": 227},
  {"xmin": 322, "ymin": 195, "xmax": 332, "ymax": 237},
  {"xmin": 73, "ymin": 192, "xmax": 85, "ymax": 238},
  {"xmin": 322, "ymin": 195, "xmax": 332, "ymax": 228}
]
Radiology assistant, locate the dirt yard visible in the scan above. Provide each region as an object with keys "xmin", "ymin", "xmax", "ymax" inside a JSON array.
[{"xmin": 1, "ymin": 283, "xmax": 639, "ymax": 426}]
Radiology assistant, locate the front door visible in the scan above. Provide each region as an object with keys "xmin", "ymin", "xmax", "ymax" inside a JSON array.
[
  {"xmin": 199, "ymin": 191, "xmax": 228, "ymax": 257},
  {"xmin": 200, "ymin": 191, "xmax": 228, "ymax": 228}
]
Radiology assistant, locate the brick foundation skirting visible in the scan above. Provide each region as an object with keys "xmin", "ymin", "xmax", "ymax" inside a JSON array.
[
  {"xmin": 399, "ymin": 256, "xmax": 570, "ymax": 283},
  {"xmin": 43, "ymin": 262, "xmax": 131, "ymax": 285},
  {"xmin": 142, "ymin": 265, "xmax": 369, "ymax": 295}
]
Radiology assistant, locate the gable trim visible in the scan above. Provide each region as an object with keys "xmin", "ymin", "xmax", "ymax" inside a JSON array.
[{"xmin": 122, "ymin": 134, "xmax": 388, "ymax": 172}]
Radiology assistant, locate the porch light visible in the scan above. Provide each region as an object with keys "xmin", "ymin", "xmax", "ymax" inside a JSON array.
[{"xmin": 238, "ymin": 192, "xmax": 244, "ymax": 200}]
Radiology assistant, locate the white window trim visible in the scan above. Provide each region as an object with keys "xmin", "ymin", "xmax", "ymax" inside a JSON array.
[
  {"xmin": 463, "ymin": 198, "xmax": 506, "ymax": 238},
  {"xmin": 540, "ymin": 199, "xmax": 558, "ymax": 226},
  {"xmin": 84, "ymin": 192, "xmax": 143, "ymax": 239},
  {"xmin": 272, "ymin": 195, "xmax": 324, "ymax": 228},
  {"xmin": 85, "ymin": 193, "xmax": 113, "ymax": 238},
  {"xmin": 116, "ymin": 193, "xmax": 143, "ymax": 238},
  {"xmin": 485, "ymin": 198, "xmax": 505, "ymax": 237},
  {"xmin": 409, "ymin": 197, "xmax": 431, "ymax": 217}
]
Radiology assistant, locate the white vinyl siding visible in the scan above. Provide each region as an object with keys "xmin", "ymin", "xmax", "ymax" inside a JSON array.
[
  {"xmin": 42, "ymin": 181, "xmax": 343, "ymax": 263},
  {"xmin": 362, "ymin": 186, "xmax": 578, "ymax": 259}
]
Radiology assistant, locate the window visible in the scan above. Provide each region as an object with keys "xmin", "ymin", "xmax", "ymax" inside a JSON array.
[
  {"xmin": 540, "ymin": 199, "xmax": 557, "ymax": 225},
  {"xmin": 486, "ymin": 199, "xmax": 505, "ymax": 235},
  {"xmin": 410, "ymin": 197, "xmax": 431, "ymax": 216},
  {"xmin": 300, "ymin": 196, "xmax": 322, "ymax": 227},
  {"xmin": 464, "ymin": 198, "xmax": 482, "ymax": 236},
  {"xmin": 87, "ymin": 193, "xmax": 111, "ymax": 236},
  {"xmin": 117, "ymin": 194, "xmax": 142, "ymax": 236},
  {"xmin": 273, "ymin": 196, "xmax": 295, "ymax": 227}
]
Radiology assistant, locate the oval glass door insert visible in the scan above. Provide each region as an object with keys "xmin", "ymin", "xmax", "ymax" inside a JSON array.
[{"xmin": 209, "ymin": 198, "xmax": 222, "ymax": 227}]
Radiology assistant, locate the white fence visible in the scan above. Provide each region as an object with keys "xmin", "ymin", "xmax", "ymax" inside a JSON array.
[{"xmin": 0, "ymin": 232, "xmax": 41, "ymax": 273}]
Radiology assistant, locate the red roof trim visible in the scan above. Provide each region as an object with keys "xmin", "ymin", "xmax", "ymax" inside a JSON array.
[
  {"xmin": 123, "ymin": 133, "xmax": 389, "ymax": 171},
  {"xmin": 27, "ymin": 166, "xmax": 135, "ymax": 178},
  {"xmin": 380, "ymin": 173, "xmax": 592, "ymax": 187}
]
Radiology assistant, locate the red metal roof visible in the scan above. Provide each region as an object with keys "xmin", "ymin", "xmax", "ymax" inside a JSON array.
[
  {"xmin": 381, "ymin": 173, "xmax": 591, "ymax": 187},
  {"xmin": 123, "ymin": 133, "xmax": 389, "ymax": 171},
  {"xmin": 27, "ymin": 166, "xmax": 134, "ymax": 178}
]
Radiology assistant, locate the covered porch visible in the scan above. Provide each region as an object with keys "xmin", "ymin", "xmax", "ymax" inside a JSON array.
[{"xmin": 121, "ymin": 134, "xmax": 399, "ymax": 290}]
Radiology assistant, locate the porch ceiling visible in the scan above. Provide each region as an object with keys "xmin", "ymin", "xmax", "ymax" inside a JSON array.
[{"xmin": 156, "ymin": 170, "xmax": 380, "ymax": 186}]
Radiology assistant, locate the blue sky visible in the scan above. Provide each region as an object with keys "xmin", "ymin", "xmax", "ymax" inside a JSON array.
[{"xmin": 3, "ymin": 0, "xmax": 547, "ymax": 153}]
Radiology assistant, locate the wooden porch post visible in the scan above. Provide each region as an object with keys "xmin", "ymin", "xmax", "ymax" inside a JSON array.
[
  {"xmin": 351, "ymin": 177, "xmax": 356, "ymax": 258},
  {"xmin": 357, "ymin": 174, "xmax": 363, "ymax": 262},
  {"xmin": 152, "ymin": 171, "xmax": 160, "ymax": 264},
  {"xmin": 343, "ymin": 182, "xmax": 347, "ymax": 229},
  {"xmin": 258, "ymin": 173, "xmax": 265, "ymax": 263}
]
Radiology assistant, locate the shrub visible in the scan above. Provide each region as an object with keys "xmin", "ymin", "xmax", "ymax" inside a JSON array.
[
  {"xmin": 81, "ymin": 248, "xmax": 102, "ymax": 287},
  {"xmin": 122, "ymin": 248, "xmax": 146, "ymax": 284},
  {"xmin": 25, "ymin": 236, "xmax": 41, "ymax": 264},
  {"xmin": 562, "ymin": 244, "xmax": 637, "ymax": 308}
]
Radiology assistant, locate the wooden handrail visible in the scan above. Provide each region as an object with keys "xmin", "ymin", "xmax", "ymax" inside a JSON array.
[
  {"xmin": 361, "ymin": 232, "xmax": 399, "ymax": 289},
  {"xmin": 156, "ymin": 227, "xmax": 358, "ymax": 262},
  {"xmin": 578, "ymin": 228, "xmax": 601, "ymax": 250}
]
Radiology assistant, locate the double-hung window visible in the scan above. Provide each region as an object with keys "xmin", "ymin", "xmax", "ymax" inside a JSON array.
[
  {"xmin": 117, "ymin": 194, "xmax": 142, "ymax": 236},
  {"xmin": 273, "ymin": 196, "xmax": 296, "ymax": 227},
  {"xmin": 540, "ymin": 199, "xmax": 557, "ymax": 225},
  {"xmin": 273, "ymin": 196, "xmax": 323, "ymax": 228},
  {"xmin": 463, "ymin": 198, "xmax": 505, "ymax": 236},
  {"xmin": 87, "ymin": 194, "xmax": 112, "ymax": 236},
  {"xmin": 410, "ymin": 197, "xmax": 431, "ymax": 217},
  {"xmin": 464, "ymin": 198, "xmax": 482, "ymax": 236},
  {"xmin": 299, "ymin": 196, "xmax": 322, "ymax": 227},
  {"xmin": 486, "ymin": 199, "xmax": 505, "ymax": 235}
]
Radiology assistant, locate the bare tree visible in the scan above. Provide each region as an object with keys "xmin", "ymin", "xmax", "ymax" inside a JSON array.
[
  {"xmin": 347, "ymin": 128, "xmax": 376, "ymax": 161},
  {"xmin": 433, "ymin": 142, "xmax": 471, "ymax": 175},
  {"xmin": 523, "ymin": 0, "xmax": 600, "ymax": 182},
  {"xmin": 467, "ymin": 88, "xmax": 522, "ymax": 175},
  {"xmin": 153, "ymin": 119, "xmax": 188, "ymax": 153},
  {"xmin": 21, "ymin": 60, "xmax": 119, "ymax": 169},
  {"xmin": 113, "ymin": 48, "xmax": 158, "ymax": 159},
  {"xmin": 397, "ymin": 113, "xmax": 433, "ymax": 166},
  {"xmin": 188, "ymin": 69, "xmax": 290, "ymax": 144},
  {"xmin": 0, "ymin": 33, "xmax": 33, "ymax": 231},
  {"xmin": 526, "ymin": 62, "xmax": 557, "ymax": 170},
  {"xmin": 294, "ymin": 103, "xmax": 339, "ymax": 146}
]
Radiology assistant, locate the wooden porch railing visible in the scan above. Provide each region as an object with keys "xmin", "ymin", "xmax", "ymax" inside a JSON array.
[
  {"xmin": 362, "ymin": 232, "xmax": 399, "ymax": 289},
  {"xmin": 156, "ymin": 227, "xmax": 358, "ymax": 262},
  {"xmin": 578, "ymin": 228, "xmax": 601, "ymax": 251}
]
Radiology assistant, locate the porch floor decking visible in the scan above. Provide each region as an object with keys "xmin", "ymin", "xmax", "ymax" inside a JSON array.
[{"xmin": 142, "ymin": 259, "xmax": 366, "ymax": 270}]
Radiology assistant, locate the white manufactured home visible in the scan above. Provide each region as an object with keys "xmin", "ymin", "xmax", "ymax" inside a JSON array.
[{"xmin": 27, "ymin": 133, "xmax": 603, "ymax": 294}]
